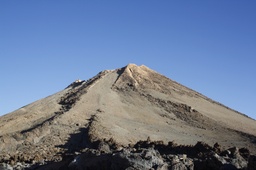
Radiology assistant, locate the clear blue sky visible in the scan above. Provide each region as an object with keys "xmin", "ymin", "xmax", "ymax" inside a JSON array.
[{"xmin": 1, "ymin": 1, "xmax": 256, "ymax": 120}]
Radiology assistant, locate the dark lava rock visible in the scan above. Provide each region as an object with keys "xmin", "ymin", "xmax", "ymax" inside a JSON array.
[
  {"xmin": 247, "ymin": 155, "xmax": 256, "ymax": 170},
  {"xmin": 1, "ymin": 140, "xmax": 255, "ymax": 170}
]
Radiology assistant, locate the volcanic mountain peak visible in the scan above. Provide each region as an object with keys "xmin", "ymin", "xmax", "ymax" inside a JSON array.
[
  {"xmin": 116, "ymin": 63, "xmax": 152, "ymax": 82},
  {"xmin": 0, "ymin": 64, "xmax": 256, "ymax": 169}
]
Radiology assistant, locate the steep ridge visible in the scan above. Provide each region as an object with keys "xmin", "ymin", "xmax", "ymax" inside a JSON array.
[
  {"xmin": 113, "ymin": 64, "xmax": 256, "ymax": 136},
  {"xmin": 112, "ymin": 65, "xmax": 256, "ymax": 145},
  {"xmin": 0, "ymin": 64, "xmax": 256, "ymax": 169},
  {"xmin": 0, "ymin": 70, "xmax": 110, "ymax": 156}
]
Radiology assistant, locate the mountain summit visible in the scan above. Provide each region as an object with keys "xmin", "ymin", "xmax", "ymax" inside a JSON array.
[{"xmin": 0, "ymin": 64, "xmax": 256, "ymax": 169}]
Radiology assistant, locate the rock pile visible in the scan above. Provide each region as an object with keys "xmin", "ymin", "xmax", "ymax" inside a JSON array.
[{"xmin": 1, "ymin": 139, "xmax": 255, "ymax": 170}]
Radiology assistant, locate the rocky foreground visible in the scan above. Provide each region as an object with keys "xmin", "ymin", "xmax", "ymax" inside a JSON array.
[{"xmin": 0, "ymin": 138, "xmax": 256, "ymax": 170}]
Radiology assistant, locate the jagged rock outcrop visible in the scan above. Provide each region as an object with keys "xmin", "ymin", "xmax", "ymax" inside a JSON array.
[{"xmin": 0, "ymin": 139, "xmax": 254, "ymax": 170}]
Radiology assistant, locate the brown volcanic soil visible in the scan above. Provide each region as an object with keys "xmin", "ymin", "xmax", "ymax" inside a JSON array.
[{"xmin": 0, "ymin": 64, "xmax": 256, "ymax": 166}]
